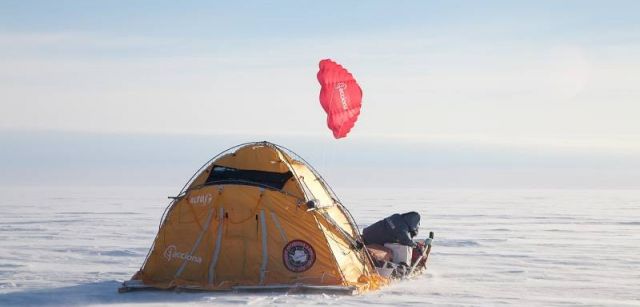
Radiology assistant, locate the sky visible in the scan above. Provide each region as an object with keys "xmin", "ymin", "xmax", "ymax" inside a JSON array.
[{"xmin": 1, "ymin": 1, "xmax": 639, "ymax": 188}]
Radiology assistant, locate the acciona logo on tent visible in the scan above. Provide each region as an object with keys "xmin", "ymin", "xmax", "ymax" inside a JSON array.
[{"xmin": 163, "ymin": 245, "xmax": 202, "ymax": 264}]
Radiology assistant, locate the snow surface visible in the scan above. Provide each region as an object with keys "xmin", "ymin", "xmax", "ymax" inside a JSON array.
[{"xmin": 1, "ymin": 186, "xmax": 639, "ymax": 306}]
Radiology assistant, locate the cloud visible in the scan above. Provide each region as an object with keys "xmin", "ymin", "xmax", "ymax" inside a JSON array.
[
  {"xmin": 0, "ymin": 31, "xmax": 178, "ymax": 49},
  {"xmin": 1, "ymin": 131, "xmax": 638, "ymax": 188},
  {"xmin": 0, "ymin": 30, "xmax": 638, "ymax": 153}
]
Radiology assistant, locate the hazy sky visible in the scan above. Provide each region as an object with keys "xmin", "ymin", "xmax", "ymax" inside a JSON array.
[{"xmin": 1, "ymin": 1, "xmax": 639, "ymax": 188}]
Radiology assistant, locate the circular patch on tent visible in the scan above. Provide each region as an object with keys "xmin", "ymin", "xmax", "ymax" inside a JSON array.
[{"xmin": 283, "ymin": 240, "xmax": 316, "ymax": 272}]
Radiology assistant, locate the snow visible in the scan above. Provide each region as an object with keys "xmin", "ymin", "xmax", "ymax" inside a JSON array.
[{"xmin": 1, "ymin": 186, "xmax": 639, "ymax": 306}]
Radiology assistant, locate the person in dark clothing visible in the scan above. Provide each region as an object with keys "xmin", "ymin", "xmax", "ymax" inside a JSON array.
[{"xmin": 362, "ymin": 212, "xmax": 421, "ymax": 247}]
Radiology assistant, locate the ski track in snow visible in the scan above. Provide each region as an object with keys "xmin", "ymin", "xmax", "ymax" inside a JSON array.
[{"xmin": 0, "ymin": 186, "xmax": 639, "ymax": 306}]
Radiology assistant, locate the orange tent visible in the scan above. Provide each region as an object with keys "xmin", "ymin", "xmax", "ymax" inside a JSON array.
[{"xmin": 121, "ymin": 142, "xmax": 386, "ymax": 294}]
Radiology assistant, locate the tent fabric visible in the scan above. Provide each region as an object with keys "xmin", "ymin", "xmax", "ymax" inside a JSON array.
[{"xmin": 124, "ymin": 142, "xmax": 387, "ymax": 293}]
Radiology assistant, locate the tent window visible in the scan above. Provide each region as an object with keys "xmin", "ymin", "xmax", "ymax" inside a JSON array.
[{"xmin": 205, "ymin": 165, "xmax": 293, "ymax": 190}]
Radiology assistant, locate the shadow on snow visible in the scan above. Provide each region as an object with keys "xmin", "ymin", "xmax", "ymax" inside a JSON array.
[{"xmin": 0, "ymin": 281, "xmax": 282, "ymax": 306}]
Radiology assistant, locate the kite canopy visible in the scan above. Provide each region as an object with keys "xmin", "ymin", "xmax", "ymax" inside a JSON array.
[
  {"xmin": 121, "ymin": 142, "xmax": 386, "ymax": 294},
  {"xmin": 317, "ymin": 59, "xmax": 363, "ymax": 139}
]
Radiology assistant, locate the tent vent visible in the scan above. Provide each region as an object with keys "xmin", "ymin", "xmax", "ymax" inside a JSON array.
[{"xmin": 205, "ymin": 165, "xmax": 293, "ymax": 190}]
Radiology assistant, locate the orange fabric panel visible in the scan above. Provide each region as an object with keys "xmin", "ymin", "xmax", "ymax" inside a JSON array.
[
  {"xmin": 187, "ymin": 164, "xmax": 214, "ymax": 190},
  {"xmin": 259, "ymin": 191, "xmax": 343, "ymax": 286},
  {"xmin": 290, "ymin": 162, "xmax": 335, "ymax": 208},
  {"xmin": 212, "ymin": 186, "xmax": 262, "ymax": 285},
  {"xmin": 140, "ymin": 187, "xmax": 221, "ymax": 286},
  {"xmin": 322, "ymin": 205, "xmax": 358, "ymax": 238},
  {"xmin": 316, "ymin": 216, "xmax": 365, "ymax": 283},
  {"xmin": 215, "ymin": 145, "xmax": 289, "ymax": 173}
]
